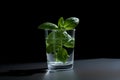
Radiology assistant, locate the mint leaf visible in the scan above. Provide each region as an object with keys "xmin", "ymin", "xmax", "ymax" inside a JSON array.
[
  {"xmin": 46, "ymin": 44, "xmax": 54, "ymax": 53},
  {"xmin": 64, "ymin": 17, "xmax": 79, "ymax": 30},
  {"xmin": 46, "ymin": 31, "xmax": 72, "ymax": 45},
  {"xmin": 46, "ymin": 31, "xmax": 63, "ymax": 54},
  {"xmin": 64, "ymin": 38, "xmax": 75, "ymax": 48},
  {"xmin": 56, "ymin": 48, "xmax": 69, "ymax": 63},
  {"xmin": 58, "ymin": 17, "xmax": 64, "ymax": 28},
  {"xmin": 62, "ymin": 31, "xmax": 72, "ymax": 43},
  {"xmin": 46, "ymin": 31, "xmax": 64, "ymax": 45},
  {"xmin": 38, "ymin": 22, "xmax": 58, "ymax": 30},
  {"xmin": 46, "ymin": 31, "xmax": 56, "ymax": 45},
  {"xmin": 46, "ymin": 43, "xmax": 60, "ymax": 54}
]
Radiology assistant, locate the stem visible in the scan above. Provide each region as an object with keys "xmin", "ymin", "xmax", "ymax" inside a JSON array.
[
  {"xmin": 58, "ymin": 30, "xmax": 63, "ymax": 52},
  {"xmin": 55, "ymin": 30, "xmax": 63, "ymax": 62},
  {"xmin": 55, "ymin": 52, "xmax": 58, "ymax": 62}
]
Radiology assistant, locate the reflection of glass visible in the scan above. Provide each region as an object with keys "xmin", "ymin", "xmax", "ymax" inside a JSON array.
[
  {"xmin": 45, "ymin": 30, "xmax": 75, "ymax": 71},
  {"xmin": 43, "ymin": 70, "xmax": 79, "ymax": 80}
]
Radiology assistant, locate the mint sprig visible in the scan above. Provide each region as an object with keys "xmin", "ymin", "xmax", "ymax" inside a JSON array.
[{"xmin": 38, "ymin": 17, "xmax": 79, "ymax": 63}]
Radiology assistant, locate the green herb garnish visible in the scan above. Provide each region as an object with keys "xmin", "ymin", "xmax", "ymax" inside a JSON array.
[{"xmin": 38, "ymin": 17, "xmax": 79, "ymax": 63}]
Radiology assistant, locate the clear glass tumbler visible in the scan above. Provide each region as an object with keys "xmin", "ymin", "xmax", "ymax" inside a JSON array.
[{"xmin": 45, "ymin": 29, "xmax": 75, "ymax": 71}]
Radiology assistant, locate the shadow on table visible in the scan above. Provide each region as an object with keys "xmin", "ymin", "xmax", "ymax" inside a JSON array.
[
  {"xmin": 0, "ymin": 68, "xmax": 47, "ymax": 76},
  {"xmin": 0, "ymin": 69, "xmax": 79, "ymax": 80}
]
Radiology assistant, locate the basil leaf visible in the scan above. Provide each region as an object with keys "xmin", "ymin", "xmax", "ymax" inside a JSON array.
[
  {"xmin": 58, "ymin": 17, "xmax": 64, "ymax": 28},
  {"xmin": 38, "ymin": 22, "xmax": 58, "ymax": 30},
  {"xmin": 64, "ymin": 17, "xmax": 79, "ymax": 30}
]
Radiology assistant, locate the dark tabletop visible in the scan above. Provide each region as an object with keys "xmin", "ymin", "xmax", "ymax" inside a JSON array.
[{"xmin": 0, "ymin": 58, "xmax": 120, "ymax": 80}]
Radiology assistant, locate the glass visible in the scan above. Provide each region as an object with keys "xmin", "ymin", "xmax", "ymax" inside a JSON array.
[{"xmin": 45, "ymin": 29, "xmax": 75, "ymax": 71}]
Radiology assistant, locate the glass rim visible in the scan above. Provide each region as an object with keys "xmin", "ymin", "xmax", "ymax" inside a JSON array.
[{"xmin": 45, "ymin": 29, "xmax": 76, "ymax": 31}]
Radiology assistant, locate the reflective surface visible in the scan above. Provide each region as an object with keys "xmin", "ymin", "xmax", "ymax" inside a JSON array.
[
  {"xmin": 43, "ymin": 70, "xmax": 79, "ymax": 80},
  {"xmin": 0, "ymin": 59, "xmax": 120, "ymax": 80}
]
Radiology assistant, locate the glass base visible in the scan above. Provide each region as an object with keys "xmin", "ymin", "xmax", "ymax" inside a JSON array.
[{"xmin": 48, "ymin": 61, "xmax": 73, "ymax": 71}]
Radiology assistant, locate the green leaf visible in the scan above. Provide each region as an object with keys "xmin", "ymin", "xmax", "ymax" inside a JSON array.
[
  {"xmin": 56, "ymin": 48, "xmax": 69, "ymax": 63},
  {"xmin": 64, "ymin": 38, "xmax": 75, "ymax": 48},
  {"xmin": 62, "ymin": 31, "xmax": 72, "ymax": 43},
  {"xmin": 38, "ymin": 22, "xmax": 58, "ymax": 30},
  {"xmin": 46, "ymin": 31, "xmax": 63, "ymax": 53},
  {"xmin": 46, "ymin": 44, "xmax": 54, "ymax": 53},
  {"xmin": 46, "ymin": 43, "xmax": 60, "ymax": 54},
  {"xmin": 64, "ymin": 17, "xmax": 79, "ymax": 30},
  {"xmin": 58, "ymin": 17, "xmax": 64, "ymax": 28},
  {"xmin": 46, "ymin": 31, "xmax": 64, "ymax": 45},
  {"xmin": 46, "ymin": 31, "xmax": 56, "ymax": 44},
  {"xmin": 46, "ymin": 31, "xmax": 72, "ymax": 45}
]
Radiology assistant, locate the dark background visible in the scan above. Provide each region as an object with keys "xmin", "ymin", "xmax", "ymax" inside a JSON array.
[{"xmin": 0, "ymin": 2, "xmax": 120, "ymax": 64}]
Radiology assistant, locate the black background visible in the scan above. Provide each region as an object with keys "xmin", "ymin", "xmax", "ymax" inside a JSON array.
[{"xmin": 0, "ymin": 2, "xmax": 120, "ymax": 64}]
